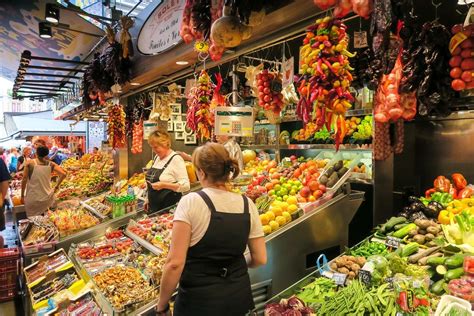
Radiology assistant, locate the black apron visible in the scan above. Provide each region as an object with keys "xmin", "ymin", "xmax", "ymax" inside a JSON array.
[
  {"xmin": 145, "ymin": 154, "xmax": 182, "ymax": 213},
  {"xmin": 174, "ymin": 191, "xmax": 254, "ymax": 316}
]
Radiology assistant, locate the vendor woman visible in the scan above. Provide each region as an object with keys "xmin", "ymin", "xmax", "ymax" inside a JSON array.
[{"xmin": 146, "ymin": 130, "xmax": 190, "ymax": 213}]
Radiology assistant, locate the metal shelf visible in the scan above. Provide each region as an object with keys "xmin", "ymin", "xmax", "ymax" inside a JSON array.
[
  {"xmin": 279, "ymin": 108, "xmax": 372, "ymax": 123},
  {"xmin": 240, "ymin": 145, "xmax": 278, "ymax": 150}
]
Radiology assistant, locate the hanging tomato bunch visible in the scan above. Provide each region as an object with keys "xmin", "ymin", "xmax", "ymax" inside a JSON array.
[
  {"xmin": 131, "ymin": 120, "xmax": 143, "ymax": 154},
  {"xmin": 256, "ymin": 70, "xmax": 285, "ymax": 115},
  {"xmin": 186, "ymin": 70, "xmax": 214, "ymax": 140},
  {"xmin": 296, "ymin": 17, "xmax": 355, "ymax": 149},
  {"xmin": 107, "ymin": 104, "xmax": 126, "ymax": 149}
]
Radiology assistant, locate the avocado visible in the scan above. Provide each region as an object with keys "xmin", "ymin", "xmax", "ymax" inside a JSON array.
[
  {"xmin": 327, "ymin": 172, "xmax": 339, "ymax": 187},
  {"xmin": 337, "ymin": 167, "xmax": 348, "ymax": 177},
  {"xmin": 319, "ymin": 175, "xmax": 328, "ymax": 185},
  {"xmin": 333, "ymin": 160, "xmax": 343, "ymax": 171},
  {"xmin": 325, "ymin": 167, "xmax": 334, "ymax": 177}
]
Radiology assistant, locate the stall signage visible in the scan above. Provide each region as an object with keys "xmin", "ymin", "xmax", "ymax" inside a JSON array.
[
  {"xmin": 359, "ymin": 269, "xmax": 372, "ymax": 286},
  {"xmin": 214, "ymin": 107, "xmax": 254, "ymax": 137},
  {"xmin": 143, "ymin": 120, "xmax": 159, "ymax": 139},
  {"xmin": 332, "ymin": 272, "xmax": 348, "ymax": 286},
  {"xmin": 281, "ymin": 57, "xmax": 294, "ymax": 88},
  {"xmin": 137, "ymin": 0, "xmax": 186, "ymax": 55},
  {"xmin": 385, "ymin": 236, "xmax": 401, "ymax": 249}
]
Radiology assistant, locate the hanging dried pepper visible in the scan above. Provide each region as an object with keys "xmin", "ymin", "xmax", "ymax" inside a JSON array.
[{"xmin": 186, "ymin": 70, "xmax": 214, "ymax": 140}]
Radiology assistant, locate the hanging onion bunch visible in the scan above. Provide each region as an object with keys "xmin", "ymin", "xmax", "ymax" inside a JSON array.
[{"xmin": 186, "ymin": 70, "xmax": 214, "ymax": 140}]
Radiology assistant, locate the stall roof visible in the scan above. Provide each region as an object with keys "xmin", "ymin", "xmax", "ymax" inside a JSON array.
[{"xmin": 4, "ymin": 111, "xmax": 86, "ymax": 139}]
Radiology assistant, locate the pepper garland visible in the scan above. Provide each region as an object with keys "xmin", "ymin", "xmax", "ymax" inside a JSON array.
[{"xmin": 186, "ymin": 70, "xmax": 214, "ymax": 141}]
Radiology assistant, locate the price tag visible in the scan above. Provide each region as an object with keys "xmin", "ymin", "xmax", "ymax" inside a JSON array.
[
  {"xmin": 332, "ymin": 272, "xmax": 348, "ymax": 286},
  {"xmin": 281, "ymin": 57, "xmax": 294, "ymax": 88},
  {"xmin": 194, "ymin": 40, "xmax": 209, "ymax": 53},
  {"xmin": 385, "ymin": 236, "xmax": 401, "ymax": 249},
  {"xmin": 354, "ymin": 31, "xmax": 368, "ymax": 49},
  {"xmin": 385, "ymin": 277, "xmax": 394, "ymax": 288},
  {"xmin": 358, "ymin": 269, "xmax": 372, "ymax": 286}
]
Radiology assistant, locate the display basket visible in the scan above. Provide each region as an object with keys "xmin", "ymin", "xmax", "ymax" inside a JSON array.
[
  {"xmin": 349, "ymin": 151, "xmax": 372, "ymax": 181},
  {"xmin": 0, "ymin": 247, "xmax": 20, "ymax": 268},
  {"xmin": 264, "ymin": 110, "xmax": 281, "ymax": 124},
  {"xmin": 317, "ymin": 151, "xmax": 361, "ymax": 194},
  {"xmin": 0, "ymin": 284, "xmax": 17, "ymax": 302},
  {"xmin": 24, "ymin": 248, "xmax": 70, "ymax": 284}
]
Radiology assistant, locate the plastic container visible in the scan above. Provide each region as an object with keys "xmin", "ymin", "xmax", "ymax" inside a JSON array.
[
  {"xmin": 434, "ymin": 295, "xmax": 473, "ymax": 316},
  {"xmin": 447, "ymin": 277, "xmax": 474, "ymax": 304}
]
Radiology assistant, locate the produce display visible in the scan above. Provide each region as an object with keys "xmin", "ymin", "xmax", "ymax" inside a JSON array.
[
  {"xmin": 329, "ymin": 255, "xmax": 366, "ymax": 280},
  {"xmin": 54, "ymin": 292, "xmax": 102, "ymax": 316},
  {"xmin": 127, "ymin": 213, "xmax": 174, "ymax": 253},
  {"xmin": 20, "ymin": 216, "xmax": 59, "ymax": 251},
  {"xmin": 256, "ymin": 69, "xmax": 285, "ymax": 117},
  {"xmin": 47, "ymin": 206, "xmax": 100, "ymax": 237},
  {"xmin": 186, "ymin": 70, "xmax": 213, "ymax": 140},
  {"xmin": 131, "ymin": 120, "xmax": 144, "ymax": 154},
  {"xmin": 449, "ymin": 24, "xmax": 474, "ymax": 92},
  {"xmin": 24, "ymin": 249, "xmax": 69, "ymax": 284}
]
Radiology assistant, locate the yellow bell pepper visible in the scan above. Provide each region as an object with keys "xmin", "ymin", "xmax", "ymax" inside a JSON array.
[{"xmin": 438, "ymin": 210, "xmax": 454, "ymax": 225}]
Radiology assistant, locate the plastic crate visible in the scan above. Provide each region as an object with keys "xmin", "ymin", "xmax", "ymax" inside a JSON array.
[
  {"xmin": 0, "ymin": 284, "xmax": 17, "ymax": 302},
  {"xmin": 0, "ymin": 266, "xmax": 17, "ymax": 288},
  {"xmin": 0, "ymin": 247, "xmax": 20, "ymax": 268}
]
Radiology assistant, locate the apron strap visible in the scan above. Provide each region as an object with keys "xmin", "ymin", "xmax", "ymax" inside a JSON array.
[
  {"xmin": 162, "ymin": 154, "xmax": 178, "ymax": 169},
  {"xmin": 242, "ymin": 195, "xmax": 249, "ymax": 214},
  {"xmin": 196, "ymin": 191, "xmax": 217, "ymax": 214}
]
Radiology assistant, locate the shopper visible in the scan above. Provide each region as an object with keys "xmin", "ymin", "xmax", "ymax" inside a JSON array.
[
  {"xmin": 0, "ymin": 147, "xmax": 6, "ymax": 165},
  {"xmin": 7, "ymin": 147, "xmax": 18, "ymax": 173},
  {"xmin": 17, "ymin": 147, "xmax": 32, "ymax": 172},
  {"xmin": 156, "ymin": 142, "xmax": 266, "ymax": 316},
  {"xmin": 216, "ymin": 135, "xmax": 244, "ymax": 173},
  {"xmin": 76, "ymin": 145, "xmax": 84, "ymax": 159},
  {"xmin": 0, "ymin": 159, "xmax": 11, "ymax": 248},
  {"xmin": 21, "ymin": 146, "xmax": 67, "ymax": 217},
  {"xmin": 93, "ymin": 147, "xmax": 99, "ymax": 154},
  {"xmin": 146, "ymin": 130, "xmax": 190, "ymax": 213}
]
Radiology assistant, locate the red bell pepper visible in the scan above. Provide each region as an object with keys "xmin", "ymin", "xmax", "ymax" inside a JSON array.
[
  {"xmin": 449, "ymin": 185, "xmax": 458, "ymax": 199},
  {"xmin": 425, "ymin": 188, "xmax": 436, "ymax": 198},
  {"xmin": 458, "ymin": 187, "xmax": 474, "ymax": 199},
  {"xmin": 397, "ymin": 291, "xmax": 409, "ymax": 312},
  {"xmin": 434, "ymin": 176, "xmax": 451, "ymax": 193},
  {"xmin": 452, "ymin": 173, "xmax": 467, "ymax": 190}
]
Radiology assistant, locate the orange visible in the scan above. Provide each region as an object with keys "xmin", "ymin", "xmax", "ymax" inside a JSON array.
[
  {"xmin": 287, "ymin": 196, "xmax": 298, "ymax": 205},
  {"xmin": 270, "ymin": 206, "xmax": 283, "ymax": 217},
  {"xmin": 308, "ymin": 195, "xmax": 316, "ymax": 202},
  {"xmin": 266, "ymin": 211, "xmax": 275, "ymax": 221},
  {"xmin": 282, "ymin": 211, "xmax": 292, "ymax": 223},
  {"xmin": 260, "ymin": 214, "xmax": 270, "ymax": 225},
  {"xmin": 269, "ymin": 220, "xmax": 280, "ymax": 231},
  {"xmin": 263, "ymin": 225, "xmax": 272, "ymax": 235},
  {"xmin": 265, "ymin": 183, "xmax": 274, "ymax": 191},
  {"xmin": 275, "ymin": 216, "xmax": 286, "ymax": 227}
]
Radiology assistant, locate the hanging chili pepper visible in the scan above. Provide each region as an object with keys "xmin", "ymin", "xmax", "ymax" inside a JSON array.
[
  {"xmin": 449, "ymin": 185, "xmax": 458, "ymax": 199},
  {"xmin": 451, "ymin": 173, "xmax": 467, "ymax": 190},
  {"xmin": 425, "ymin": 188, "xmax": 436, "ymax": 198}
]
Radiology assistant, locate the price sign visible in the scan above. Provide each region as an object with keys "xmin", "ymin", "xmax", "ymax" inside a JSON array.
[
  {"xmin": 385, "ymin": 277, "xmax": 394, "ymax": 288},
  {"xmin": 332, "ymin": 272, "xmax": 348, "ymax": 286},
  {"xmin": 354, "ymin": 31, "xmax": 368, "ymax": 49},
  {"xmin": 385, "ymin": 236, "xmax": 401, "ymax": 249},
  {"xmin": 358, "ymin": 269, "xmax": 372, "ymax": 286},
  {"xmin": 281, "ymin": 57, "xmax": 294, "ymax": 88}
]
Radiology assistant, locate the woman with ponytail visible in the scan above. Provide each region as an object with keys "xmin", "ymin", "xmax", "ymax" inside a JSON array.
[{"xmin": 156, "ymin": 142, "xmax": 266, "ymax": 316}]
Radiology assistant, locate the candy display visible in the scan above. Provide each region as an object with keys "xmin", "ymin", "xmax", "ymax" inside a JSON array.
[{"xmin": 24, "ymin": 249, "xmax": 69, "ymax": 284}]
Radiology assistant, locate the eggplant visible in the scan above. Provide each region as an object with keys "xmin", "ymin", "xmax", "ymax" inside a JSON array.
[
  {"xmin": 409, "ymin": 211, "xmax": 427, "ymax": 222},
  {"xmin": 408, "ymin": 201, "xmax": 424, "ymax": 213},
  {"xmin": 422, "ymin": 201, "xmax": 443, "ymax": 218},
  {"xmin": 399, "ymin": 210, "xmax": 410, "ymax": 218},
  {"xmin": 408, "ymin": 196, "xmax": 422, "ymax": 204}
]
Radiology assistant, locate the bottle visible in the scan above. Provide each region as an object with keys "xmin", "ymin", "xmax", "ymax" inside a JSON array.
[{"xmin": 127, "ymin": 185, "xmax": 135, "ymax": 197}]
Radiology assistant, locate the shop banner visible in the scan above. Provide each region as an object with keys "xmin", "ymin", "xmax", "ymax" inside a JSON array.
[
  {"xmin": 214, "ymin": 107, "xmax": 254, "ymax": 137},
  {"xmin": 137, "ymin": 0, "xmax": 186, "ymax": 55}
]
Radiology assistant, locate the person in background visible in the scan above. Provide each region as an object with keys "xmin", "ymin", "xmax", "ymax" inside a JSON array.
[
  {"xmin": 156, "ymin": 143, "xmax": 266, "ymax": 316},
  {"xmin": 146, "ymin": 130, "xmax": 190, "ymax": 213},
  {"xmin": 17, "ymin": 147, "xmax": 32, "ymax": 173},
  {"xmin": 7, "ymin": 148, "xmax": 18, "ymax": 173},
  {"xmin": 0, "ymin": 147, "xmax": 6, "ymax": 165},
  {"xmin": 0, "ymin": 159, "xmax": 11, "ymax": 248},
  {"xmin": 21, "ymin": 146, "xmax": 67, "ymax": 217},
  {"xmin": 216, "ymin": 135, "xmax": 244, "ymax": 173},
  {"xmin": 32, "ymin": 139, "xmax": 47, "ymax": 159},
  {"xmin": 76, "ymin": 145, "xmax": 84, "ymax": 159},
  {"xmin": 93, "ymin": 147, "xmax": 99, "ymax": 154}
]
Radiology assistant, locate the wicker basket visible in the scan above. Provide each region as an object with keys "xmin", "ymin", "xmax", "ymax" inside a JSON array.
[{"xmin": 264, "ymin": 110, "xmax": 281, "ymax": 124}]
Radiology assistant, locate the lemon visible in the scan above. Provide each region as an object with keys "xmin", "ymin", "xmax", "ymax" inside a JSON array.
[
  {"xmin": 282, "ymin": 211, "xmax": 291, "ymax": 223},
  {"xmin": 269, "ymin": 206, "xmax": 283, "ymax": 217},
  {"xmin": 280, "ymin": 202, "xmax": 288, "ymax": 212},
  {"xmin": 288, "ymin": 204, "xmax": 298, "ymax": 214},
  {"xmin": 263, "ymin": 225, "xmax": 272, "ymax": 235},
  {"xmin": 275, "ymin": 216, "xmax": 286, "ymax": 227},
  {"xmin": 287, "ymin": 196, "xmax": 298, "ymax": 205},
  {"xmin": 260, "ymin": 214, "xmax": 270, "ymax": 225},
  {"xmin": 269, "ymin": 220, "xmax": 279, "ymax": 231},
  {"xmin": 266, "ymin": 211, "xmax": 275, "ymax": 221}
]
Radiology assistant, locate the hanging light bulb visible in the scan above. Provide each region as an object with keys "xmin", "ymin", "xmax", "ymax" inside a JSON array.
[
  {"xmin": 45, "ymin": 3, "xmax": 60, "ymax": 24},
  {"xmin": 39, "ymin": 22, "xmax": 52, "ymax": 39}
]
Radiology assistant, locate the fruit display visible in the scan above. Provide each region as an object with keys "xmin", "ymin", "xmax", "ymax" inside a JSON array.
[
  {"xmin": 53, "ymin": 292, "xmax": 102, "ymax": 316},
  {"xmin": 318, "ymin": 159, "xmax": 349, "ymax": 189},
  {"xmin": 23, "ymin": 249, "xmax": 69, "ymax": 284},
  {"xmin": 186, "ymin": 70, "xmax": 213, "ymax": 140},
  {"xmin": 107, "ymin": 103, "xmax": 127, "ymax": 149},
  {"xmin": 20, "ymin": 216, "xmax": 59, "ymax": 249},
  {"xmin": 449, "ymin": 24, "xmax": 474, "ymax": 91},
  {"xmin": 127, "ymin": 213, "xmax": 174, "ymax": 253},
  {"xmin": 296, "ymin": 17, "xmax": 355, "ymax": 149},
  {"xmin": 93, "ymin": 266, "xmax": 158, "ymax": 311},
  {"xmin": 83, "ymin": 194, "xmax": 112, "ymax": 217},
  {"xmin": 256, "ymin": 69, "xmax": 285, "ymax": 116},
  {"xmin": 47, "ymin": 206, "xmax": 100, "ymax": 236},
  {"xmin": 351, "ymin": 115, "xmax": 373, "ymax": 142}
]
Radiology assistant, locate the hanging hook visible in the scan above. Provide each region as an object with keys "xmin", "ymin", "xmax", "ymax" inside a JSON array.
[{"xmin": 432, "ymin": 0, "xmax": 441, "ymax": 19}]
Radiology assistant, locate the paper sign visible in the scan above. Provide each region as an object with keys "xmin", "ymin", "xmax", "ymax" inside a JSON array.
[
  {"xmin": 143, "ymin": 120, "xmax": 159, "ymax": 140},
  {"xmin": 358, "ymin": 269, "xmax": 372, "ymax": 286},
  {"xmin": 354, "ymin": 31, "xmax": 368, "ymax": 49},
  {"xmin": 282, "ymin": 57, "xmax": 294, "ymax": 88},
  {"xmin": 332, "ymin": 272, "xmax": 348, "ymax": 286},
  {"xmin": 385, "ymin": 236, "xmax": 401, "ymax": 249}
]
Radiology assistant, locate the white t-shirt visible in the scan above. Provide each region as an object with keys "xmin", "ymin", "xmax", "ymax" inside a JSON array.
[
  {"xmin": 151, "ymin": 151, "xmax": 190, "ymax": 193},
  {"xmin": 173, "ymin": 188, "xmax": 264, "ymax": 246}
]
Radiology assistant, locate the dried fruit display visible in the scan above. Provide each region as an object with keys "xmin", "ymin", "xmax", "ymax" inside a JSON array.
[
  {"xmin": 107, "ymin": 104, "xmax": 126, "ymax": 148},
  {"xmin": 186, "ymin": 70, "xmax": 213, "ymax": 140}
]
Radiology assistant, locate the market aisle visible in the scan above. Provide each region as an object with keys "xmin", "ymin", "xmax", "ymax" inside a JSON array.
[{"xmin": 0, "ymin": 301, "xmax": 16, "ymax": 315}]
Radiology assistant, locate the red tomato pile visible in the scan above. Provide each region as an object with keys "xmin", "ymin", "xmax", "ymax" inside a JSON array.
[
  {"xmin": 256, "ymin": 70, "xmax": 285, "ymax": 115},
  {"xmin": 449, "ymin": 24, "xmax": 474, "ymax": 91}
]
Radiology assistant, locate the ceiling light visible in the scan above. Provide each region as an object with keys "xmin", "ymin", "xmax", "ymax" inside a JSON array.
[
  {"xmin": 39, "ymin": 98, "xmax": 43, "ymax": 102},
  {"xmin": 39, "ymin": 22, "xmax": 52, "ymax": 39},
  {"xmin": 45, "ymin": 3, "xmax": 59, "ymax": 24},
  {"xmin": 83, "ymin": 117, "xmax": 88, "ymax": 121},
  {"xmin": 99, "ymin": 118, "xmax": 104, "ymax": 122},
  {"xmin": 130, "ymin": 82, "xmax": 141, "ymax": 86},
  {"xmin": 176, "ymin": 61, "xmax": 189, "ymax": 65}
]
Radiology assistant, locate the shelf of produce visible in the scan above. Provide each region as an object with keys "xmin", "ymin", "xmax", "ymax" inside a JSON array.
[
  {"xmin": 241, "ymin": 144, "xmax": 278, "ymax": 150},
  {"xmin": 248, "ymin": 189, "xmax": 364, "ymax": 298},
  {"xmin": 279, "ymin": 109, "xmax": 372, "ymax": 123},
  {"xmin": 280, "ymin": 144, "xmax": 372, "ymax": 150}
]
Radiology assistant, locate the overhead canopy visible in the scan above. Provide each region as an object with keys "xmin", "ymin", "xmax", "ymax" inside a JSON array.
[{"xmin": 3, "ymin": 111, "xmax": 86, "ymax": 139}]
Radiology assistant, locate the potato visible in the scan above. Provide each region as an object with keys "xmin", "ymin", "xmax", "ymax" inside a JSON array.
[
  {"xmin": 427, "ymin": 226, "xmax": 441, "ymax": 235},
  {"xmin": 338, "ymin": 267, "xmax": 350, "ymax": 274},
  {"xmin": 413, "ymin": 234, "xmax": 426, "ymax": 244},
  {"xmin": 424, "ymin": 233, "xmax": 435, "ymax": 241}
]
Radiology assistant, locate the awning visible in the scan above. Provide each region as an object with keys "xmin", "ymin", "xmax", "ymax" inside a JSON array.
[{"xmin": 4, "ymin": 111, "xmax": 86, "ymax": 139}]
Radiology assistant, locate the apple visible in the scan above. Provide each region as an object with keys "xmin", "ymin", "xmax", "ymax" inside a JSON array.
[{"xmin": 300, "ymin": 186, "xmax": 311, "ymax": 198}]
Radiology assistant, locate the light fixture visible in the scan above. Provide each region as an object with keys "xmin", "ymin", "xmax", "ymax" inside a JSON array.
[
  {"xmin": 99, "ymin": 118, "xmax": 104, "ymax": 122},
  {"xmin": 83, "ymin": 117, "xmax": 88, "ymax": 121},
  {"xmin": 45, "ymin": 3, "xmax": 59, "ymax": 24},
  {"xmin": 176, "ymin": 61, "xmax": 189, "ymax": 65},
  {"xmin": 29, "ymin": 97, "xmax": 35, "ymax": 101},
  {"xmin": 130, "ymin": 82, "xmax": 141, "ymax": 86},
  {"xmin": 39, "ymin": 22, "xmax": 52, "ymax": 39}
]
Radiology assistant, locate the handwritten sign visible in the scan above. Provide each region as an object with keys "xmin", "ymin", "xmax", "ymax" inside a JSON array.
[
  {"xmin": 385, "ymin": 236, "xmax": 401, "ymax": 249},
  {"xmin": 359, "ymin": 269, "xmax": 372, "ymax": 286},
  {"xmin": 332, "ymin": 273, "xmax": 348, "ymax": 286},
  {"xmin": 137, "ymin": 0, "xmax": 186, "ymax": 55},
  {"xmin": 354, "ymin": 31, "xmax": 368, "ymax": 49}
]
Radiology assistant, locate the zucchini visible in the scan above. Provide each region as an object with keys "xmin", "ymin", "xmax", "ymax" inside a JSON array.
[
  {"xmin": 444, "ymin": 267, "xmax": 465, "ymax": 281},
  {"xmin": 426, "ymin": 256, "xmax": 446, "ymax": 266},
  {"xmin": 436, "ymin": 265, "xmax": 447, "ymax": 275},
  {"xmin": 427, "ymin": 268, "xmax": 436, "ymax": 279},
  {"xmin": 401, "ymin": 242, "xmax": 419, "ymax": 257},
  {"xmin": 393, "ymin": 223, "xmax": 417, "ymax": 238},
  {"xmin": 430, "ymin": 279, "xmax": 446, "ymax": 296},
  {"xmin": 393, "ymin": 223, "xmax": 409, "ymax": 231},
  {"xmin": 445, "ymin": 254, "xmax": 465, "ymax": 269},
  {"xmin": 382, "ymin": 216, "xmax": 407, "ymax": 233}
]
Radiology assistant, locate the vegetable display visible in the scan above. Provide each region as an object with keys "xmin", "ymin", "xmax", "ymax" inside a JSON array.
[
  {"xmin": 296, "ymin": 17, "xmax": 355, "ymax": 149},
  {"xmin": 347, "ymin": 240, "xmax": 388, "ymax": 257},
  {"xmin": 186, "ymin": 70, "xmax": 214, "ymax": 140},
  {"xmin": 296, "ymin": 277, "xmax": 337, "ymax": 308},
  {"xmin": 329, "ymin": 255, "xmax": 366, "ymax": 279},
  {"xmin": 442, "ymin": 210, "xmax": 474, "ymax": 253},
  {"xmin": 131, "ymin": 120, "xmax": 143, "ymax": 154}
]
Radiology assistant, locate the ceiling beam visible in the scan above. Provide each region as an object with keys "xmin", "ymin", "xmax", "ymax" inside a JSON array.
[
  {"xmin": 20, "ymin": 80, "xmax": 74, "ymax": 85},
  {"xmin": 17, "ymin": 87, "xmax": 70, "ymax": 92},
  {"xmin": 22, "ymin": 72, "xmax": 82, "ymax": 79},
  {"xmin": 30, "ymin": 55, "xmax": 88, "ymax": 65},
  {"xmin": 26, "ymin": 65, "xmax": 85, "ymax": 72}
]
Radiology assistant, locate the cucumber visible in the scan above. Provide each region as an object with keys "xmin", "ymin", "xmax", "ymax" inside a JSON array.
[
  {"xmin": 401, "ymin": 242, "xmax": 419, "ymax": 257},
  {"xmin": 393, "ymin": 223, "xmax": 409, "ymax": 231},
  {"xmin": 444, "ymin": 267, "xmax": 465, "ymax": 281},
  {"xmin": 427, "ymin": 268, "xmax": 436, "ymax": 279},
  {"xmin": 436, "ymin": 265, "xmax": 447, "ymax": 276},
  {"xmin": 426, "ymin": 256, "xmax": 445, "ymax": 266},
  {"xmin": 430, "ymin": 279, "xmax": 446, "ymax": 296},
  {"xmin": 445, "ymin": 254, "xmax": 465, "ymax": 269}
]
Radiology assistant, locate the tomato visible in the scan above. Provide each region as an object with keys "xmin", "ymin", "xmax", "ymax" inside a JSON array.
[
  {"xmin": 461, "ymin": 58, "xmax": 474, "ymax": 70},
  {"xmin": 452, "ymin": 79, "xmax": 466, "ymax": 91},
  {"xmin": 450, "ymin": 67, "xmax": 462, "ymax": 79},
  {"xmin": 452, "ymin": 24, "xmax": 463, "ymax": 35},
  {"xmin": 449, "ymin": 56, "xmax": 462, "ymax": 67},
  {"xmin": 461, "ymin": 70, "xmax": 473, "ymax": 83}
]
